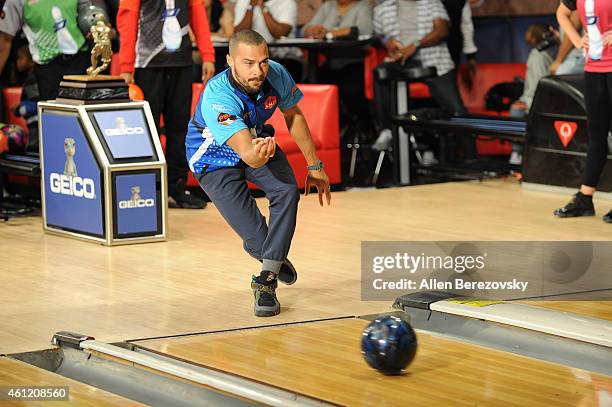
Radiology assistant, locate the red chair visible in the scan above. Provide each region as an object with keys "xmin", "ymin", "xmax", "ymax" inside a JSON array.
[
  {"xmin": 265, "ymin": 84, "xmax": 341, "ymax": 189},
  {"xmin": 2, "ymin": 87, "xmax": 28, "ymax": 134}
]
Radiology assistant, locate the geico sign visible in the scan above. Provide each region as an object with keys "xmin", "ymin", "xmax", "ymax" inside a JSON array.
[
  {"xmin": 118, "ymin": 199, "xmax": 155, "ymax": 209},
  {"xmin": 104, "ymin": 127, "xmax": 145, "ymax": 136},
  {"xmin": 49, "ymin": 173, "xmax": 95, "ymax": 199}
]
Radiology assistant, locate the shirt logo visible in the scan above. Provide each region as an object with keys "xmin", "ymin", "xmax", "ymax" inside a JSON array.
[
  {"xmin": 212, "ymin": 104, "xmax": 229, "ymax": 112},
  {"xmin": 264, "ymin": 96, "xmax": 277, "ymax": 110},
  {"xmin": 217, "ymin": 112, "xmax": 237, "ymax": 126},
  {"xmin": 291, "ymin": 85, "xmax": 299, "ymax": 96}
]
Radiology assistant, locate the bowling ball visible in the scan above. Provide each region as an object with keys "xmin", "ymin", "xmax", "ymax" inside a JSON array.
[
  {"xmin": 361, "ymin": 315, "xmax": 417, "ymax": 375},
  {"xmin": 77, "ymin": 5, "xmax": 109, "ymax": 36},
  {"xmin": 1, "ymin": 123, "xmax": 26, "ymax": 154},
  {"xmin": 129, "ymin": 83, "xmax": 145, "ymax": 101}
]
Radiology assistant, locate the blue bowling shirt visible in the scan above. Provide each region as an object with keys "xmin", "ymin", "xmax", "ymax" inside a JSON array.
[{"xmin": 186, "ymin": 60, "xmax": 304, "ymax": 174}]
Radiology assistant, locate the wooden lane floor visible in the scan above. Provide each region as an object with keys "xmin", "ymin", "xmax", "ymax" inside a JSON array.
[
  {"xmin": 0, "ymin": 357, "xmax": 144, "ymax": 406},
  {"xmin": 134, "ymin": 318, "xmax": 612, "ymax": 407},
  {"xmin": 3, "ymin": 178, "xmax": 612, "ymax": 354}
]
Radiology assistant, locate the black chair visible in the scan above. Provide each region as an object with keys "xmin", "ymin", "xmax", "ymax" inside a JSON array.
[
  {"xmin": 371, "ymin": 65, "xmax": 437, "ymax": 185},
  {"xmin": 0, "ymin": 153, "xmax": 40, "ymax": 220}
]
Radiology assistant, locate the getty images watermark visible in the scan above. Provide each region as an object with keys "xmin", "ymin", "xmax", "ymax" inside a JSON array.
[{"xmin": 361, "ymin": 242, "xmax": 612, "ymax": 301}]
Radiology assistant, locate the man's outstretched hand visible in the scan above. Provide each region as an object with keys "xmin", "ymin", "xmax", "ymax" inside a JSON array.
[{"xmin": 305, "ymin": 170, "xmax": 331, "ymax": 206}]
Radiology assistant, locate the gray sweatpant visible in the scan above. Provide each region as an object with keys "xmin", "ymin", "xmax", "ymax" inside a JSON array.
[{"xmin": 195, "ymin": 148, "xmax": 300, "ymax": 273}]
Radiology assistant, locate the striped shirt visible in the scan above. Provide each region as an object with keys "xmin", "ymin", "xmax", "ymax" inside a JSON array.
[{"xmin": 373, "ymin": 0, "xmax": 455, "ymax": 76}]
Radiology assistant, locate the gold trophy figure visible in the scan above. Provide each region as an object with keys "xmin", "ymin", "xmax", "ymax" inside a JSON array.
[{"xmin": 86, "ymin": 18, "xmax": 112, "ymax": 77}]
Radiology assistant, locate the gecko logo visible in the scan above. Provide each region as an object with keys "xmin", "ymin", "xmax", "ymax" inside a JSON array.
[
  {"xmin": 104, "ymin": 117, "xmax": 145, "ymax": 136},
  {"xmin": 118, "ymin": 186, "xmax": 154, "ymax": 209},
  {"xmin": 49, "ymin": 138, "xmax": 95, "ymax": 199}
]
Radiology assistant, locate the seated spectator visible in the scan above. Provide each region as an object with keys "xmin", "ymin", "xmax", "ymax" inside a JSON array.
[
  {"xmin": 233, "ymin": 0, "xmax": 304, "ymax": 81},
  {"xmin": 13, "ymin": 46, "xmax": 39, "ymax": 153},
  {"xmin": 0, "ymin": 0, "xmax": 91, "ymax": 101},
  {"xmin": 302, "ymin": 0, "xmax": 373, "ymax": 130},
  {"xmin": 373, "ymin": 0, "xmax": 476, "ymax": 162},
  {"xmin": 509, "ymin": 23, "xmax": 557, "ymax": 165},
  {"xmin": 297, "ymin": 0, "xmax": 322, "ymax": 33},
  {"xmin": 303, "ymin": 0, "xmax": 372, "ymax": 40},
  {"xmin": 510, "ymin": 24, "xmax": 557, "ymax": 117}
]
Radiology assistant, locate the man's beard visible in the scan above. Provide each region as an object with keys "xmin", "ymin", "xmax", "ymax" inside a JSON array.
[{"xmin": 234, "ymin": 70, "xmax": 264, "ymax": 94}]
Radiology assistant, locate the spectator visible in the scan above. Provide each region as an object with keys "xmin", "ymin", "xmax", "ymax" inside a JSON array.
[
  {"xmin": 297, "ymin": 0, "xmax": 322, "ymax": 31},
  {"xmin": 207, "ymin": 0, "xmax": 234, "ymax": 40},
  {"xmin": 442, "ymin": 1, "xmax": 477, "ymax": 66},
  {"xmin": 442, "ymin": 0, "xmax": 478, "ymax": 88},
  {"xmin": 510, "ymin": 24, "xmax": 556, "ymax": 117},
  {"xmin": 373, "ymin": 0, "xmax": 476, "ymax": 162},
  {"xmin": 233, "ymin": 0, "xmax": 303, "ymax": 80},
  {"xmin": 118, "ymin": 0, "xmax": 215, "ymax": 209},
  {"xmin": 0, "ymin": 0, "xmax": 92, "ymax": 101},
  {"xmin": 13, "ymin": 46, "xmax": 39, "ymax": 153},
  {"xmin": 508, "ymin": 23, "xmax": 556, "ymax": 165},
  {"xmin": 303, "ymin": 0, "xmax": 373, "ymax": 129}
]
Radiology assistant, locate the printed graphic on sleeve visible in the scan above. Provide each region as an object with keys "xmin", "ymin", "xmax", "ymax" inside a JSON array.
[{"xmin": 217, "ymin": 112, "xmax": 237, "ymax": 126}]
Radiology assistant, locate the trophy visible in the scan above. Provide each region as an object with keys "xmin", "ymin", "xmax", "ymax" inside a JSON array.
[{"xmin": 57, "ymin": 6, "xmax": 128, "ymax": 104}]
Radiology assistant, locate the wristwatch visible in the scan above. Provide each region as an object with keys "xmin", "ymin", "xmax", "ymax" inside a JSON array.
[
  {"xmin": 246, "ymin": 4, "xmax": 254, "ymax": 11},
  {"xmin": 307, "ymin": 160, "xmax": 324, "ymax": 171},
  {"xmin": 262, "ymin": 6, "xmax": 270, "ymax": 13}
]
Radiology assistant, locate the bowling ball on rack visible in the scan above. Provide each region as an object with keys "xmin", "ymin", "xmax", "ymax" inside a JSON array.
[
  {"xmin": 1, "ymin": 123, "xmax": 26, "ymax": 154},
  {"xmin": 361, "ymin": 315, "xmax": 417, "ymax": 375},
  {"xmin": 129, "ymin": 83, "xmax": 145, "ymax": 101}
]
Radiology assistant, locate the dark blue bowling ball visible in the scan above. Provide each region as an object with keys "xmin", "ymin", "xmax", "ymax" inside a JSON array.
[{"xmin": 361, "ymin": 315, "xmax": 417, "ymax": 375}]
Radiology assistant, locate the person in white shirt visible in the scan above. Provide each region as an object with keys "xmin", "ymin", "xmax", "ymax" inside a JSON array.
[{"xmin": 233, "ymin": 0, "xmax": 304, "ymax": 80}]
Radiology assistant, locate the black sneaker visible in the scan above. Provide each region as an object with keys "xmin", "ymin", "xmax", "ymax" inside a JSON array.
[
  {"xmin": 168, "ymin": 185, "xmax": 207, "ymax": 209},
  {"xmin": 278, "ymin": 259, "xmax": 297, "ymax": 285},
  {"xmin": 554, "ymin": 192, "xmax": 595, "ymax": 218},
  {"xmin": 251, "ymin": 271, "xmax": 280, "ymax": 317},
  {"xmin": 603, "ymin": 210, "xmax": 612, "ymax": 223}
]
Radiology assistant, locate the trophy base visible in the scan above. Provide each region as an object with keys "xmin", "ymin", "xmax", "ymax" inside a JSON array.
[
  {"xmin": 58, "ymin": 74, "xmax": 129, "ymax": 103},
  {"xmin": 63, "ymin": 74, "xmax": 125, "ymax": 82}
]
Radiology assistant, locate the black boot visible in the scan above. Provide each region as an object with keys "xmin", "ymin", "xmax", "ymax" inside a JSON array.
[
  {"xmin": 168, "ymin": 179, "xmax": 206, "ymax": 209},
  {"xmin": 554, "ymin": 192, "xmax": 595, "ymax": 218}
]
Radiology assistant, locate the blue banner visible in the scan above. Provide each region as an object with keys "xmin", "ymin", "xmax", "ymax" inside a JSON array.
[
  {"xmin": 42, "ymin": 112, "xmax": 104, "ymax": 236},
  {"xmin": 93, "ymin": 110, "xmax": 155, "ymax": 159},
  {"xmin": 114, "ymin": 172, "xmax": 159, "ymax": 236}
]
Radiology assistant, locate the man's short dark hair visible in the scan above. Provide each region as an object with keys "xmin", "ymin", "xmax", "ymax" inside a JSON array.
[
  {"xmin": 528, "ymin": 23, "xmax": 551, "ymax": 42},
  {"xmin": 229, "ymin": 29, "xmax": 267, "ymax": 56}
]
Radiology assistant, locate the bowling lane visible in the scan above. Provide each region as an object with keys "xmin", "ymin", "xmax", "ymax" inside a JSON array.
[
  {"xmin": 0, "ymin": 357, "xmax": 145, "ymax": 406},
  {"xmin": 133, "ymin": 318, "xmax": 611, "ymax": 407}
]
